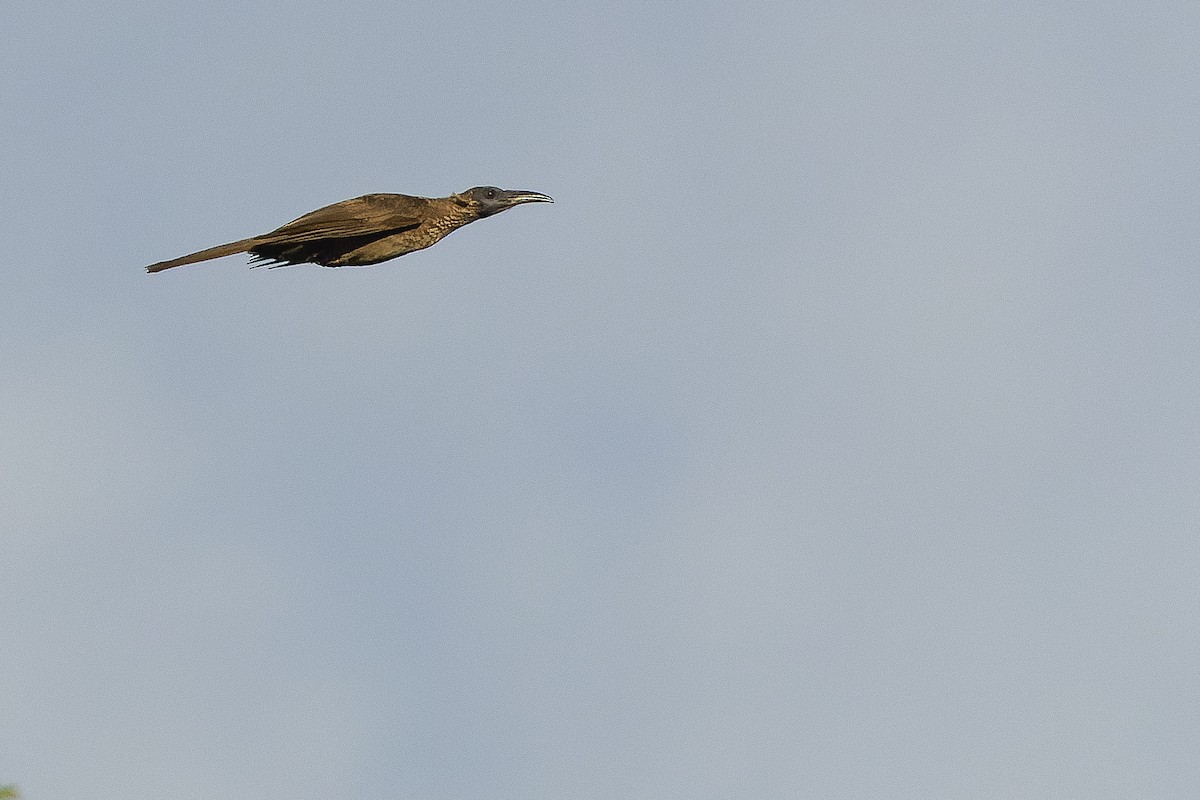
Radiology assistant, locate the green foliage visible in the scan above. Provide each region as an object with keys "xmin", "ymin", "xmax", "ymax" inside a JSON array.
[{"xmin": 0, "ymin": 785, "xmax": 20, "ymax": 799}]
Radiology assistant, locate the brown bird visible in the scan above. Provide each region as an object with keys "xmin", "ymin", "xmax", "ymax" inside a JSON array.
[{"xmin": 145, "ymin": 186, "xmax": 553, "ymax": 273}]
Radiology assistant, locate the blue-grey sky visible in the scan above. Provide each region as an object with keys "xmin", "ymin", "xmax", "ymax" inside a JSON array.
[{"xmin": 3, "ymin": 2, "xmax": 1200, "ymax": 798}]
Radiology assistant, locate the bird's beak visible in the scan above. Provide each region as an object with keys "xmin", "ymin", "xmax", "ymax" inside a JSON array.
[{"xmin": 501, "ymin": 190, "xmax": 554, "ymax": 206}]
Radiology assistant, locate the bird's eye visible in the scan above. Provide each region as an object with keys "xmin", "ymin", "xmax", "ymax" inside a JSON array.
[{"xmin": 485, "ymin": 189, "xmax": 497, "ymax": 200}]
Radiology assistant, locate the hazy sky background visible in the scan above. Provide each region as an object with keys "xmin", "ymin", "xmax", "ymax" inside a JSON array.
[{"xmin": 3, "ymin": 2, "xmax": 1200, "ymax": 798}]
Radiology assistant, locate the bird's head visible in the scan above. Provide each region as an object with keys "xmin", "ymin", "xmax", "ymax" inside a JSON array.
[{"xmin": 455, "ymin": 186, "xmax": 554, "ymax": 218}]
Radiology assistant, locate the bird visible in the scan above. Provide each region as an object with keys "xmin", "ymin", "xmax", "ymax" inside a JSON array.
[{"xmin": 145, "ymin": 186, "xmax": 553, "ymax": 273}]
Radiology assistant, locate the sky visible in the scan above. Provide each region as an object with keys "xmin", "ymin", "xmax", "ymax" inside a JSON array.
[{"xmin": 3, "ymin": 1, "xmax": 1200, "ymax": 798}]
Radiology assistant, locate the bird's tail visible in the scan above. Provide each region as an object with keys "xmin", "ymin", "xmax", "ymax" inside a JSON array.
[{"xmin": 145, "ymin": 238, "xmax": 260, "ymax": 273}]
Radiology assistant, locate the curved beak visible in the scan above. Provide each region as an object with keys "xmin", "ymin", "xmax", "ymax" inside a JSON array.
[{"xmin": 501, "ymin": 189, "xmax": 554, "ymax": 206}]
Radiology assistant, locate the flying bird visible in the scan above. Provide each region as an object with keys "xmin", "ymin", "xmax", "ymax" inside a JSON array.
[{"xmin": 145, "ymin": 186, "xmax": 553, "ymax": 273}]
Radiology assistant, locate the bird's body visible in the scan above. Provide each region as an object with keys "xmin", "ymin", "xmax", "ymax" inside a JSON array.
[{"xmin": 146, "ymin": 187, "xmax": 553, "ymax": 273}]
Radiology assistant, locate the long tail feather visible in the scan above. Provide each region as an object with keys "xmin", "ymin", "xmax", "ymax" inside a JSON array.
[{"xmin": 145, "ymin": 238, "xmax": 259, "ymax": 273}]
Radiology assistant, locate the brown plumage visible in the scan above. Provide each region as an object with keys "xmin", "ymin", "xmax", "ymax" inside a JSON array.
[{"xmin": 145, "ymin": 186, "xmax": 553, "ymax": 273}]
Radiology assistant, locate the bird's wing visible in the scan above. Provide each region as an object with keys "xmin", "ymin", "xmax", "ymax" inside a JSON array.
[{"xmin": 257, "ymin": 194, "xmax": 426, "ymax": 244}]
